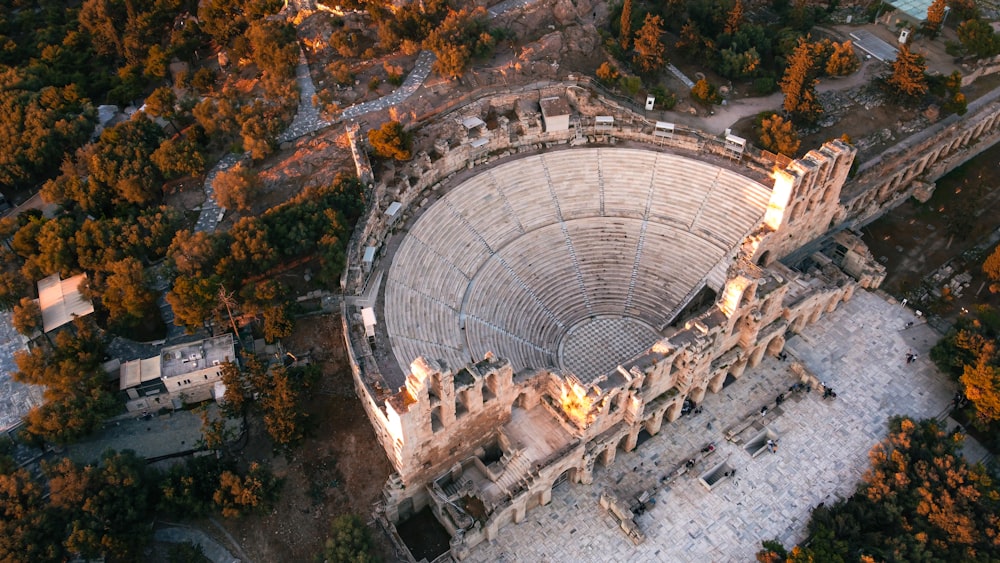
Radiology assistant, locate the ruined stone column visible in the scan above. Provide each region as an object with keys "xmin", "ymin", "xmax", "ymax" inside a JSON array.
[
  {"xmin": 708, "ymin": 369, "xmax": 728, "ymax": 393},
  {"xmin": 644, "ymin": 408, "xmax": 665, "ymax": 436},
  {"xmin": 665, "ymin": 399, "xmax": 683, "ymax": 422}
]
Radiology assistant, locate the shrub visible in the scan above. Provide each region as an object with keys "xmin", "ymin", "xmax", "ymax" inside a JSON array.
[
  {"xmin": 752, "ymin": 76, "xmax": 777, "ymax": 95},
  {"xmin": 690, "ymin": 78, "xmax": 721, "ymax": 104}
]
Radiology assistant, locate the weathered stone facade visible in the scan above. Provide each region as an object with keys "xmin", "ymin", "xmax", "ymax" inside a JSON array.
[{"xmin": 338, "ymin": 81, "xmax": 998, "ymax": 558}]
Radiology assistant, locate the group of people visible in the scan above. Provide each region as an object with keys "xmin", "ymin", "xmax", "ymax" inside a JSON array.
[
  {"xmin": 905, "ymin": 351, "xmax": 919, "ymax": 364},
  {"xmin": 766, "ymin": 439, "xmax": 779, "ymax": 454}
]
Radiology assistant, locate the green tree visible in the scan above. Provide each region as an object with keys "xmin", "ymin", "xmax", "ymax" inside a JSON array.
[
  {"xmin": 213, "ymin": 462, "xmax": 281, "ymax": 518},
  {"xmin": 424, "ymin": 8, "xmax": 494, "ymax": 78},
  {"xmin": 368, "ymin": 121, "xmax": 412, "ymax": 161},
  {"xmin": 11, "ymin": 297, "xmax": 43, "ymax": 337},
  {"xmin": 213, "ymin": 161, "xmax": 261, "ymax": 212},
  {"xmin": 144, "ymin": 86, "xmax": 180, "ymax": 130},
  {"xmin": 0, "ymin": 468, "xmax": 67, "ymax": 562},
  {"xmin": 166, "ymin": 275, "xmax": 220, "ymax": 333},
  {"xmin": 780, "ymin": 37, "xmax": 822, "ymax": 123},
  {"xmin": 724, "ymin": 0, "xmax": 745, "ymax": 35},
  {"xmin": 620, "ymin": 0, "xmax": 633, "ymax": 50},
  {"xmin": 45, "ymin": 450, "xmax": 154, "ymax": 561},
  {"xmin": 922, "ymin": 0, "xmax": 947, "ymax": 38},
  {"xmin": 886, "ymin": 44, "xmax": 928, "ymax": 101},
  {"xmin": 13, "ymin": 319, "xmax": 118, "ymax": 444},
  {"xmin": 825, "ymin": 41, "xmax": 859, "ymax": 76},
  {"xmin": 158, "ymin": 455, "xmax": 231, "ymax": 518},
  {"xmin": 961, "ymin": 351, "xmax": 1000, "ymax": 423},
  {"xmin": 94, "ymin": 257, "xmax": 159, "ymax": 333},
  {"xmin": 772, "ymin": 417, "xmax": 1000, "ymax": 560},
  {"xmin": 632, "ymin": 14, "xmax": 666, "ymax": 74},
  {"xmin": 261, "ymin": 366, "xmax": 306, "ymax": 447},
  {"xmin": 690, "ymin": 78, "xmax": 721, "ymax": 104},
  {"xmin": 984, "ymin": 244, "xmax": 1000, "ymax": 291},
  {"xmin": 957, "ymin": 18, "xmax": 1000, "ymax": 58},
  {"xmin": 596, "ymin": 61, "xmax": 620, "ymax": 83},
  {"xmin": 321, "ymin": 515, "xmax": 379, "ymax": 563},
  {"xmin": 757, "ymin": 113, "xmax": 801, "ymax": 156},
  {"xmin": 152, "ymin": 135, "xmax": 207, "ymax": 179}
]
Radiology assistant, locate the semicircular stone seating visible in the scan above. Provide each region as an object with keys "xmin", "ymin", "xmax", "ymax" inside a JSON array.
[{"xmin": 384, "ymin": 147, "xmax": 771, "ymax": 383}]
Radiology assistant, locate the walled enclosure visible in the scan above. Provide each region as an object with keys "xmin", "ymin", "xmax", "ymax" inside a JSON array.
[{"xmin": 339, "ymin": 80, "xmax": 997, "ymax": 558}]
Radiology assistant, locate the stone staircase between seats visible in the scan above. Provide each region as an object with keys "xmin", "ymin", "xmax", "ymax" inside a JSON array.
[{"xmin": 495, "ymin": 451, "xmax": 532, "ymax": 495}]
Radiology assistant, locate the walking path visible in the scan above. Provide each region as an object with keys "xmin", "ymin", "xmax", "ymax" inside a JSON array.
[
  {"xmin": 154, "ymin": 523, "xmax": 243, "ymax": 563},
  {"xmin": 466, "ymin": 290, "xmax": 956, "ymax": 562}
]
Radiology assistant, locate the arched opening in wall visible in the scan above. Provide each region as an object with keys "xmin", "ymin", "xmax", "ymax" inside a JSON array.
[
  {"xmin": 455, "ymin": 390, "xmax": 469, "ymax": 419},
  {"xmin": 431, "ymin": 405, "xmax": 444, "ymax": 433},
  {"xmin": 635, "ymin": 427, "xmax": 654, "ymax": 448},
  {"xmin": 756, "ymin": 250, "xmax": 772, "ymax": 267},
  {"xmin": 483, "ymin": 372, "xmax": 498, "ymax": 402},
  {"xmin": 553, "ymin": 468, "xmax": 573, "ymax": 489},
  {"xmin": 616, "ymin": 433, "xmax": 631, "ymax": 453},
  {"xmin": 514, "ymin": 391, "xmax": 530, "ymax": 410}
]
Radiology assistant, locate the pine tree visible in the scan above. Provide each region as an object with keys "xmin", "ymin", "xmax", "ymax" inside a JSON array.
[
  {"xmin": 887, "ymin": 45, "xmax": 928, "ymax": 100},
  {"xmin": 757, "ymin": 114, "xmax": 801, "ymax": 156},
  {"xmin": 632, "ymin": 13, "xmax": 666, "ymax": 74},
  {"xmin": 724, "ymin": 0, "xmax": 744, "ymax": 35},
  {"xmin": 620, "ymin": 0, "xmax": 633, "ymax": 50},
  {"xmin": 923, "ymin": 0, "xmax": 947, "ymax": 38},
  {"xmin": 779, "ymin": 37, "xmax": 822, "ymax": 123}
]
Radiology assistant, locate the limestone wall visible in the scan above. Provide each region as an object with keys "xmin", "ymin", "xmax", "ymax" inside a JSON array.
[{"xmin": 843, "ymin": 86, "xmax": 1000, "ymax": 226}]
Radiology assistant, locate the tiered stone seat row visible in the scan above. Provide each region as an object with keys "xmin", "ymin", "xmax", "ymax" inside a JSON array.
[
  {"xmin": 389, "ymin": 335, "xmax": 468, "ymax": 376},
  {"xmin": 539, "ymin": 152, "xmax": 602, "ymax": 220},
  {"xmin": 564, "ymin": 218, "xmax": 644, "ymax": 317},
  {"xmin": 464, "ymin": 316, "xmax": 557, "ymax": 372},
  {"xmin": 389, "ymin": 239, "xmax": 469, "ymax": 306},
  {"xmin": 463, "ymin": 254, "xmax": 568, "ymax": 349},
  {"xmin": 383, "ymin": 147, "xmax": 772, "ymax": 376}
]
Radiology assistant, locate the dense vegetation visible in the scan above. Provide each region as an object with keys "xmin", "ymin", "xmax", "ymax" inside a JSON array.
[
  {"xmin": 758, "ymin": 417, "xmax": 1000, "ymax": 561},
  {"xmin": 0, "ymin": 447, "xmax": 281, "ymax": 562},
  {"xmin": 931, "ymin": 244, "xmax": 1000, "ymax": 451}
]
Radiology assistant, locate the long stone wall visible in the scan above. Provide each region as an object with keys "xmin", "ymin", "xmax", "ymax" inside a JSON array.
[{"xmin": 842, "ymin": 85, "xmax": 1000, "ymax": 226}]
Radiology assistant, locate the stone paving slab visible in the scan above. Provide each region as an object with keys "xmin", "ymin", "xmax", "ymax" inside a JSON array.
[
  {"xmin": 467, "ymin": 290, "xmax": 955, "ymax": 562},
  {"xmin": 0, "ymin": 309, "xmax": 40, "ymax": 432}
]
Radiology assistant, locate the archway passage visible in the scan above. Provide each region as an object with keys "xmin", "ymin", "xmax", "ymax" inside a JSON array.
[{"xmin": 383, "ymin": 148, "xmax": 771, "ymax": 383}]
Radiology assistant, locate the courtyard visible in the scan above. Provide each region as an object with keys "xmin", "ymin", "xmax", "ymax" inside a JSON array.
[{"xmin": 465, "ymin": 289, "xmax": 956, "ymax": 562}]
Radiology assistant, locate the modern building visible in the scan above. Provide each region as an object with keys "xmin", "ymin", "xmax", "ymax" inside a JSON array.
[{"xmin": 120, "ymin": 333, "xmax": 236, "ymax": 412}]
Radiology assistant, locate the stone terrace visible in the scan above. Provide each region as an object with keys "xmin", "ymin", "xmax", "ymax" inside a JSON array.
[{"xmin": 466, "ymin": 290, "xmax": 954, "ymax": 562}]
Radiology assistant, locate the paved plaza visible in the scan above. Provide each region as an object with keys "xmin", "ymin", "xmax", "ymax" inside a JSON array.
[
  {"xmin": 0, "ymin": 309, "xmax": 39, "ymax": 432},
  {"xmin": 466, "ymin": 290, "xmax": 955, "ymax": 562}
]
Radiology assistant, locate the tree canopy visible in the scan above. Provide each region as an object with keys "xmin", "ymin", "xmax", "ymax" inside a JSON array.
[
  {"xmin": 759, "ymin": 417, "xmax": 1000, "ymax": 561},
  {"xmin": 368, "ymin": 121, "xmax": 412, "ymax": 161},
  {"xmin": 779, "ymin": 37, "xmax": 822, "ymax": 124},
  {"xmin": 13, "ymin": 319, "xmax": 118, "ymax": 445}
]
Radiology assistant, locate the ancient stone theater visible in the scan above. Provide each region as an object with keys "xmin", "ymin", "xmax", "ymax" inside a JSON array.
[{"xmin": 339, "ymin": 83, "xmax": 1000, "ymax": 558}]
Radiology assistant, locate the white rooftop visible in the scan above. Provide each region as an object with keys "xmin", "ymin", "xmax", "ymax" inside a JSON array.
[
  {"xmin": 462, "ymin": 116, "xmax": 486, "ymax": 130},
  {"xmin": 160, "ymin": 333, "xmax": 235, "ymax": 380},
  {"xmin": 119, "ymin": 356, "xmax": 162, "ymax": 390},
  {"xmin": 37, "ymin": 273, "xmax": 95, "ymax": 333}
]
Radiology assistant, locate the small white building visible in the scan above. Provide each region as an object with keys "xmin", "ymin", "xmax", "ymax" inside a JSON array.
[{"xmin": 539, "ymin": 96, "xmax": 571, "ymax": 133}]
